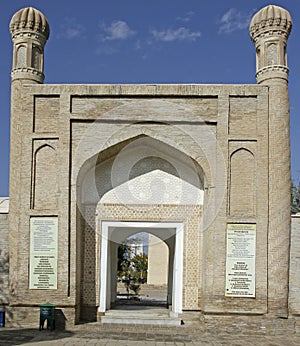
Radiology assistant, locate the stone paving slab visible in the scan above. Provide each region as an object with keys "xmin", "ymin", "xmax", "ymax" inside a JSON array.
[{"xmin": 1, "ymin": 327, "xmax": 300, "ymax": 345}]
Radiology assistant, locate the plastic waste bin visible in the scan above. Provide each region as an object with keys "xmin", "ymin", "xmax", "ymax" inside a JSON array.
[
  {"xmin": 39, "ymin": 302, "xmax": 55, "ymax": 331},
  {"xmin": 0, "ymin": 308, "xmax": 5, "ymax": 327}
]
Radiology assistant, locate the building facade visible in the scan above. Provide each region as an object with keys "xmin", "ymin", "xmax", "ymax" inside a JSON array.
[{"xmin": 2, "ymin": 5, "xmax": 299, "ymax": 327}]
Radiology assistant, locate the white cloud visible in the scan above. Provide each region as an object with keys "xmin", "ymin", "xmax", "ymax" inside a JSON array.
[
  {"xmin": 58, "ymin": 18, "xmax": 85, "ymax": 40},
  {"xmin": 151, "ymin": 27, "xmax": 201, "ymax": 42},
  {"xmin": 218, "ymin": 8, "xmax": 253, "ymax": 34},
  {"xmin": 99, "ymin": 20, "xmax": 136, "ymax": 41},
  {"xmin": 176, "ymin": 11, "xmax": 195, "ymax": 22}
]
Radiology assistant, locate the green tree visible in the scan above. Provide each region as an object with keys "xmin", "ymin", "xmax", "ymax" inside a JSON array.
[
  {"xmin": 131, "ymin": 253, "xmax": 148, "ymax": 282},
  {"xmin": 117, "ymin": 244, "xmax": 132, "ymax": 295},
  {"xmin": 291, "ymin": 180, "xmax": 300, "ymax": 214},
  {"xmin": 117, "ymin": 244, "xmax": 148, "ymax": 296}
]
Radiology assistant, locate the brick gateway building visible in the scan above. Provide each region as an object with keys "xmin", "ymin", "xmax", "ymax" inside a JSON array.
[{"xmin": 2, "ymin": 5, "xmax": 300, "ymax": 327}]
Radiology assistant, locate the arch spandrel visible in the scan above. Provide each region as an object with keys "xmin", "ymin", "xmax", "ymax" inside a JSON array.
[{"xmin": 72, "ymin": 95, "xmax": 218, "ymax": 188}]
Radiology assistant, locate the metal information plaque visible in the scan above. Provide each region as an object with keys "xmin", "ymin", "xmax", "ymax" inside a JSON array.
[
  {"xmin": 225, "ymin": 224, "xmax": 256, "ymax": 297},
  {"xmin": 29, "ymin": 217, "xmax": 58, "ymax": 289}
]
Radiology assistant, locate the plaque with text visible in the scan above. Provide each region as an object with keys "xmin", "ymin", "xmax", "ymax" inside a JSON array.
[
  {"xmin": 225, "ymin": 224, "xmax": 256, "ymax": 297},
  {"xmin": 29, "ymin": 217, "xmax": 58, "ymax": 289}
]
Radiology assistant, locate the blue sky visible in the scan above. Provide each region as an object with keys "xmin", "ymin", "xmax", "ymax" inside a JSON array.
[{"xmin": 0, "ymin": 0, "xmax": 299, "ymax": 196}]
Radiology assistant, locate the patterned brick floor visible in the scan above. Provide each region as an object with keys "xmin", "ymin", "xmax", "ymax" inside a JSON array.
[{"xmin": 1, "ymin": 324, "xmax": 300, "ymax": 346}]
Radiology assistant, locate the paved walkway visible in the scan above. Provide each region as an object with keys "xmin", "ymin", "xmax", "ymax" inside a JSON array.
[
  {"xmin": 1, "ymin": 325, "xmax": 300, "ymax": 346},
  {"xmin": 1, "ymin": 306, "xmax": 300, "ymax": 346}
]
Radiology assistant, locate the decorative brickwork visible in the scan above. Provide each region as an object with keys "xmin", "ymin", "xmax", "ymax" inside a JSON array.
[
  {"xmin": 93, "ymin": 204, "xmax": 202, "ymax": 311},
  {"xmin": 5, "ymin": 4, "xmax": 294, "ymax": 327}
]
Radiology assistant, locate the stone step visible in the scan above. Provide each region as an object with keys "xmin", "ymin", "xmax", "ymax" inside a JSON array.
[
  {"xmin": 101, "ymin": 316, "xmax": 181, "ymax": 325},
  {"xmin": 101, "ymin": 307, "xmax": 182, "ymax": 325}
]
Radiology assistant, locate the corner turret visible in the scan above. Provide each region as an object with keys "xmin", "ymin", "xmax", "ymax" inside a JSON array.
[
  {"xmin": 250, "ymin": 4, "xmax": 292, "ymax": 84},
  {"xmin": 250, "ymin": 5, "xmax": 292, "ymax": 317},
  {"xmin": 10, "ymin": 7, "xmax": 50, "ymax": 83}
]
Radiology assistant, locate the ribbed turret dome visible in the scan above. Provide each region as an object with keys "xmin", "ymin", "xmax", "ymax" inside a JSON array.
[
  {"xmin": 10, "ymin": 7, "xmax": 49, "ymax": 40},
  {"xmin": 250, "ymin": 5, "xmax": 292, "ymax": 39}
]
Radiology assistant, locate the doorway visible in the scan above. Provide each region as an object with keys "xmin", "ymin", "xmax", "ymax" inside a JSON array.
[
  {"xmin": 115, "ymin": 232, "xmax": 168, "ymax": 307},
  {"xmin": 98, "ymin": 221, "xmax": 184, "ymax": 316}
]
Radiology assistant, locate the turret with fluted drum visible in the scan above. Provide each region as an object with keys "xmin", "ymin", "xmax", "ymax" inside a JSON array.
[
  {"xmin": 10, "ymin": 7, "xmax": 50, "ymax": 83},
  {"xmin": 250, "ymin": 5, "xmax": 292, "ymax": 317}
]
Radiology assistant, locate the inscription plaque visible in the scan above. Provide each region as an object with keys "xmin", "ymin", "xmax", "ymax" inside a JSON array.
[
  {"xmin": 225, "ymin": 224, "xmax": 256, "ymax": 297},
  {"xmin": 29, "ymin": 217, "xmax": 58, "ymax": 289}
]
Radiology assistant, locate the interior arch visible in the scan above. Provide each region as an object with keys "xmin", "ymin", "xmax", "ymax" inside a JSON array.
[{"xmin": 77, "ymin": 135, "xmax": 206, "ymax": 207}]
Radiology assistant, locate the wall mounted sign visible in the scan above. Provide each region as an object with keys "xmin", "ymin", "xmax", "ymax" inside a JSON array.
[
  {"xmin": 29, "ymin": 217, "xmax": 58, "ymax": 289},
  {"xmin": 225, "ymin": 223, "xmax": 256, "ymax": 297}
]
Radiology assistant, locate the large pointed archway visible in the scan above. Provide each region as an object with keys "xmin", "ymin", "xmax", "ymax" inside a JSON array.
[{"xmin": 76, "ymin": 133, "xmax": 208, "ymax": 321}]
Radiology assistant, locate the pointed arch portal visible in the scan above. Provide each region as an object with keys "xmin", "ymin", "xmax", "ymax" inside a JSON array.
[{"xmin": 77, "ymin": 133, "xmax": 206, "ymax": 320}]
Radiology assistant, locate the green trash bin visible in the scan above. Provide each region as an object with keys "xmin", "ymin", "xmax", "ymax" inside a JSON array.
[{"xmin": 39, "ymin": 302, "xmax": 55, "ymax": 331}]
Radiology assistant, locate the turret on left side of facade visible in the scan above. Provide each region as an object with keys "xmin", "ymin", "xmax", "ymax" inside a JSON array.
[
  {"xmin": 10, "ymin": 7, "xmax": 50, "ymax": 84},
  {"xmin": 8, "ymin": 7, "xmax": 50, "ymax": 309}
]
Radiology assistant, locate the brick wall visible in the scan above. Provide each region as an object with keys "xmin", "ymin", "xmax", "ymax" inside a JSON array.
[
  {"xmin": 7, "ymin": 83, "xmax": 274, "ymax": 323},
  {"xmin": 0, "ymin": 212, "xmax": 9, "ymax": 305},
  {"xmin": 289, "ymin": 214, "xmax": 300, "ymax": 315}
]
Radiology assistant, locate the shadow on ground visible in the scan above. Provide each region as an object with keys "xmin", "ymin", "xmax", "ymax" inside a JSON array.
[{"xmin": 0, "ymin": 328, "xmax": 74, "ymax": 345}]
